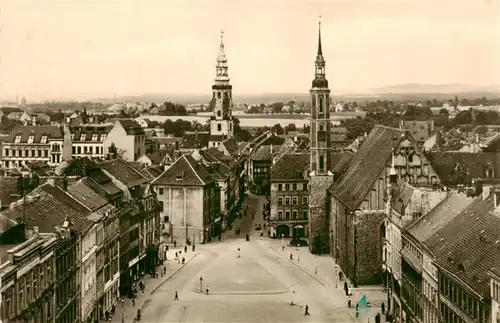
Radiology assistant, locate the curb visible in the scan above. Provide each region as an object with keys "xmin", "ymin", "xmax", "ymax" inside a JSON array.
[
  {"xmin": 268, "ymin": 246, "xmax": 327, "ymax": 287},
  {"xmin": 150, "ymin": 252, "xmax": 200, "ymax": 294}
]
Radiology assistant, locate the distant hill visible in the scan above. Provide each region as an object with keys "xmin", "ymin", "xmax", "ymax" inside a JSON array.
[{"xmin": 88, "ymin": 83, "xmax": 500, "ymax": 105}]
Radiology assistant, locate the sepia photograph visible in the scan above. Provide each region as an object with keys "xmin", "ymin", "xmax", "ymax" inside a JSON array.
[{"xmin": 0, "ymin": 0, "xmax": 499, "ymax": 322}]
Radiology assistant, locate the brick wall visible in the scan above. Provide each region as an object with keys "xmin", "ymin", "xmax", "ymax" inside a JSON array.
[{"xmin": 308, "ymin": 174, "xmax": 334, "ymax": 254}]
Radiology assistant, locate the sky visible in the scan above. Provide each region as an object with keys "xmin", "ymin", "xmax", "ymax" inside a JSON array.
[{"xmin": 1, "ymin": 0, "xmax": 499, "ymax": 101}]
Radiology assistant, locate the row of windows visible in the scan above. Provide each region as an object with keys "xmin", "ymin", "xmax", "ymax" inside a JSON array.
[
  {"xmin": 492, "ymin": 280, "xmax": 500, "ymax": 302},
  {"xmin": 277, "ymin": 209, "xmax": 308, "ymax": 221},
  {"xmin": 72, "ymin": 145, "xmax": 104, "ymax": 155},
  {"xmin": 278, "ymin": 183, "xmax": 307, "ymax": 191},
  {"xmin": 277, "ymin": 196, "xmax": 308, "ymax": 206},
  {"xmin": 71, "ymin": 133, "xmax": 105, "ymax": 142},
  {"xmin": 14, "ymin": 135, "xmax": 48, "ymax": 144},
  {"xmin": 4, "ymin": 148, "xmax": 50, "ymax": 158}
]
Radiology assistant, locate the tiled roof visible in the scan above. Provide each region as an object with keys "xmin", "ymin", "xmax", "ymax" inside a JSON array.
[
  {"xmin": 144, "ymin": 150, "xmax": 169, "ymax": 165},
  {"xmin": 67, "ymin": 180, "xmax": 108, "ymax": 211},
  {"xmin": 209, "ymin": 135, "xmax": 226, "ymax": 142},
  {"xmin": 406, "ymin": 191, "xmax": 473, "ymax": 243},
  {"xmin": 100, "ymin": 159, "xmax": 148, "ymax": 188},
  {"xmin": 331, "ymin": 151, "xmax": 354, "ymax": 177},
  {"xmin": 200, "ymin": 148, "xmax": 224, "ymax": 163},
  {"xmin": 70, "ymin": 124, "xmax": 113, "ymax": 143},
  {"xmin": 83, "ymin": 176, "xmax": 122, "ymax": 198},
  {"xmin": 152, "ymin": 154, "xmax": 213, "ymax": 186},
  {"xmin": 261, "ymin": 135, "xmax": 285, "ymax": 146},
  {"xmin": 222, "ymin": 138, "xmax": 239, "ymax": 156},
  {"xmin": 434, "ymin": 211, "xmax": 500, "ymax": 298},
  {"xmin": 140, "ymin": 166, "xmax": 164, "ymax": 181},
  {"xmin": 424, "ymin": 193, "xmax": 496, "ymax": 255},
  {"xmin": 118, "ymin": 119, "xmax": 145, "ymax": 136},
  {"xmin": 329, "ymin": 125, "xmax": 404, "ymax": 210},
  {"xmin": 252, "ymin": 145, "xmax": 273, "ymax": 161},
  {"xmin": 271, "ymin": 153, "xmax": 309, "ymax": 181},
  {"xmin": 5, "ymin": 125, "xmax": 63, "ymax": 143},
  {"xmin": 205, "ymin": 162, "xmax": 231, "ymax": 181},
  {"xmin": 426, "ymin": 152, "xmax": 500, "ymax": 186},
  {"xmin": 183, "ymin": 132, "xmax": 210, "ymax": 149},
  {"xmin": 26, "ymin": 161, "xmax": 54, "ymax": 177},
  {"xmin": 0, "ymin": 177, "xmax": 20, "ymax": 208}
]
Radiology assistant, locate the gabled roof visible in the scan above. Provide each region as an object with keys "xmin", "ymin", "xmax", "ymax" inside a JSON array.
[
  {"xmin": 70, "ymin": 124, "xmax": 113, "ymax": 142},
  {"xmin": 434, "ymin": 211, "xmax": 500, "ymax": 298},
  {"xmin": 100, "ymin": 159, "xmax": 148, "ymax": 188},
  {"xmin": 253, "ymin": 145, "xmax": 274, "ymax": 161},
  {"xmin": 222, "ymin": 138, "xmax": 239, "ymax": 156},
  {"xmin": 406, "ymin": 191, "xmax": 473, "ymax": 244},
  {"xmin": 183, "ymin": 132, "xmax": 210, "ymax": 149},
  {"xmin": 260, "ymin": 135, "xmax": 285, "ymax": 146},
  {"xmin": 329, "ymin": 125, "xmax": 404, "ymax": 210},
  {"xmin": 400, "ymin": 120, "xmax": 433, "ymax": 143},
  {"xmin": 144, "ymin": 150, "xmax": 169, "ymax": 165},
  {"xmin": 5, "ymin": 125, "xmax": 63, "ymax": 143},
  {"xmin": 271, "ymin": 153, "xmax": 309, "ymax": 181},
  {"xmin": 67, "ymin": 180, "xmax": 108, "ymax": 211},
  {"xmin": 424, "ymin": 193, "xmax": 496, "ymax": 255},
  {"xmin": 426, "ymin": 152, "xmax": 500, "ymax": 186},
  {"xmin": 139, "ymin": 165, "xmax": 164, "ymax": 181},
  {"xmin": 117, "ymin": 119, "xmax": 145, "ymax": 136},
  {"xmin": 330, "ymin": 151, "xmax": 354, "ymax": 177},
  {"xmin": 152, "ymin": 154, "xmax": 213, "ymax": 186}
]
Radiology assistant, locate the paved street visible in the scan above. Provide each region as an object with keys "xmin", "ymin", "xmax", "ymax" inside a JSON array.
[{"xmin": 135, "ymin": 195, "xmax": 360, "ymax": 322}]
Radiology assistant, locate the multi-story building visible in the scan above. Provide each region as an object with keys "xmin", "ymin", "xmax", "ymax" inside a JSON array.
[
  {"xmin": 1, "ymin": 125, "xmax": 72, "ymax": 169},
  {"xmin": 70, "ymin": 124, "xmax": 113, "ymax": 160},
  {"xmin": 398, "ymin": 191, "xmax": 472, "ymax": 323},
  {"xmin": 152, "ymin": 154, "xmax": 220, "ymax": 244},
  {"xmin": 270, "ymin": 153, "xmax": 310, "ymax": 239},
  {"xmin": 433, "ymin": 189, "xmax": 500, "ymax": 323},
  {"xmin": 489, "ymin": 268, "xmax": 500, "ymax": 323},
  {"xmin": 0, "ymin": 232, "xmax": 58, "ymax": 323},
  {"xmin": 104, "ymin": 119, "xmax": 145, "ymax": 162},
  {"xmin": 399, "ymin": 120, "xmax": 435, "ymax": 148},
  {"xmin": 308, "ymin": 20, "xmax": 334, "ymax": 254},
  {"xmin": 208, "ymin": 32, "xmax": 234, "ymax": 147}
]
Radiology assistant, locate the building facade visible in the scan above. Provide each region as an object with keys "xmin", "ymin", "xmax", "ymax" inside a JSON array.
[
  {"xmin": 104, "ymin": 120, "xmax": 145, "ymax": 162},
  {"xmin": 70, "ymin": 124, "xmax": 113, "ymax": 160},
  {"xmin": 308, "ymin": 20, "xmax": 334, "ymax": 254},
  {"xmin": 489, "ymin": 269, "xmax": 500, "ymax": 323},
  {"xmin": 209, "ymin": 32, "xmax": 233, "ymax": 148}
]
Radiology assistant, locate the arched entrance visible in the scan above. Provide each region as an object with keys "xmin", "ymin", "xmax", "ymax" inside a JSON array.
[
  {"xmin": 277, "ymin": 225, "xmax": 290, "ymax": 238},
  {"xmin": 292, "ymin": 225, "xmax": 305, "ymax": 238}
]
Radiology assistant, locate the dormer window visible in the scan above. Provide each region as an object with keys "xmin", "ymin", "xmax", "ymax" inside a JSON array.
[
  {"xmin": 40, "ymin": 136, "xmax": 47, "ymax": 144},
  {"xmin": 71, "ymin": 134, "xmax": 75, "ymax": 141},
  {"xmin": 14, "ymin": 135, "xmax": 21, "ymax": 143},
  {"xmin": 27, "ymin": 135, "xmax": 34, "ymax": 143},
  {"xmin": 100, "ymin": 134, "xmax": 106, "ymax": 141},
  {"xmin": 176, "ymin": 172, "xmax": 184, "ymax": 181},
  {"xmin": 92, "ymin": 134, "xmax": 98, "ymax": 141},
  {"xmin": 80, "ymin": 134, "xmax": 86, "ymax": 141}
]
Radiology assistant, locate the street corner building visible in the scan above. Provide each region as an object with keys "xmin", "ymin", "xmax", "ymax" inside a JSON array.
[{"xmin": 152, "ymin": 154, "xmax": 221, "ymax": 244}]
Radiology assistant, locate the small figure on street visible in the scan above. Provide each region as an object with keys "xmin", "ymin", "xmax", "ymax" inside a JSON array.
[
  {"xmin": 344, "ymin": 281, "xmax": 348, "ymax": 296},
  {"xmin": 356, "ymin": 304, "xmax": 359, "ymax": 317},
  {"xmin": 339, "ymin": 271, "xmax": 343, "ymax": 281},
  {"xmin": 164, "ymin": 267, "xmax": 166, "ymax": 275},
  {"xmin": 184, "ymin": 245, "xmax": 188, "ymax": 253},
  {"xmin": 304, "ymin": 305, "xmax": 310, "ymax": 316},
  {"xmin": 219, "ymin": 236, "xmax": 221, "ymax": 242},
  {"xmin": 132, "ymin": 299, "xmax": 135, "ymax": 306},
  {"xmin": 290, "ymin": 253, "xmax": 293, "ymax": 260},
  {"xmin": 111, "ymin": 304, "xmax": 115, "ymax": 315},
  {"xmin": 182, "ymin": 257, "xmax": 185, "ymax": 264},
  {"xmin": 192, "ymin": 244, "xmax": 195, "ymax": 251},
  {"xmin": 381, "ymin": 302, "xmax": 385, "ymax": 314},
  {"xmin": 347, "ymin": 296, "xmax": 352, "ymax": 308},
  {"xmin": 174, "ymin": 291, "xmax": 179, "ymax": 301},
  {"xmin": 206, "ymin": 286, "xmax": 210, "ymax": 295},
  {"xmin": 375, "ymin": 313, "xmax": 381, "ymax": 323},
  {"xmin": 174, "ymin": 240, "xmax": 177, "ymax": 248},
  {"xmin": 282, "ymin": 245, "xmax": 285, "ymax": 251},
  {"xmin": 137, "ymin": 309, "xmax": 141, "ymax": 321},
  {"xmin": 175, "ymin": 252, "xmax": 178, "ymax": 259},
  {"xmin": 386, "ymin": 313, "xmax": 393, "ymax": 322},
  {"xmin": 105, "ymin": 311, "xmax": 109, "ymax": 321}
]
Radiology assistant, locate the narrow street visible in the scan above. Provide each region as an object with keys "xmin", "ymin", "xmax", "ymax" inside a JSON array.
[{"xmin": 137, "ymin": 194, "xmax": 355, "ymax": 322}]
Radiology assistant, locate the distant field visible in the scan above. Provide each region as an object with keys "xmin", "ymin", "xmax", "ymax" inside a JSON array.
[{"xmin": 235, "ymin": 111, "xmax": 366, "ymax": 119}]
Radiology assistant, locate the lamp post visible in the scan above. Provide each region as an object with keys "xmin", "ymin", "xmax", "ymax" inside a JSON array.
[
  {"xmin": 281, "ymin": 234, "xmax": 284, "ymax": 249},
  {"xmin": 296, "ymin": 244, "xmax": 300, "ymax": 262},
  {"xmin": 315, "ymin": 255, "xmax": 318, "ymax": 275},
  {"xmin": 237, "ymin": 248, "xmax": 241, "ymax": 258},
  {"xmin": 334, "ymin": 265, "xmax": 338, "ymax": 288},
  {"xmin": 121, "ymin": 298, "xmax": 124, "ymax": 323},
  {"xmin": 199, "ymin": 277, "xmax": 203, "ymax": 293}
]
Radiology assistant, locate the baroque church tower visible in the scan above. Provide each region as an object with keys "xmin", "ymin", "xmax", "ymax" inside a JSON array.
[
  {"xmin": 209, "ymin": 31, "xmax": 234, "ymax": 147},
  {"xmin": 308, "ymin": 19, "xmax": 334, "ymax": 254}
]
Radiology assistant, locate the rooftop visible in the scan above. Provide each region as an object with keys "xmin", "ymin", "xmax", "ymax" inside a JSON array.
[
  {"xmin": 152, "ymin": 154, "xmax": 213, "ymax": 186},
  {"xmin": 6, "ymin": 125, "xmax": 63, "ymax": 144},
  {"xmin": 271, "ymin": 153, "xmax": 309, "ymax": 181},
  {"xmin": 100, "ymin": 159, "xmax": 148, "ymax": 188}
]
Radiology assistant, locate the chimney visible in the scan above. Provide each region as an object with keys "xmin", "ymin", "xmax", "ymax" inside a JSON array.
[
  {"xmin": 33, "ymin": 226, "xmax": 39, "ymax": 234},
  {"xmin": 483, "ymin": 185, "xmax": 491, "ymax": 200}
]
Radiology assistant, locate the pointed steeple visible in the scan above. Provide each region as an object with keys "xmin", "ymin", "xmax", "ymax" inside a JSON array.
[
  {"xmin": 312, "ymin": 16, "xmax": 327, "ymax": 88},
  {"xmin": 217, "ymin": 31, "xmax": 227, "ymax": 63},
  {"xmin": 317, "ymin": 18, "xmax": 323, "ymax": 56},
  {"xmin": 215, "ymin": 30, "xmax": 229, "ymax": 83}
]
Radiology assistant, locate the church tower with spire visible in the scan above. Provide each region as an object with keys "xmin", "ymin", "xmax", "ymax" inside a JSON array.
[
  {"xmin": 209, "ymin": 31, "xmax": 234, "ymax": 147},
  {"xmin": 308, "ymin": 18, "xmax": 334, "ymax": 254}
]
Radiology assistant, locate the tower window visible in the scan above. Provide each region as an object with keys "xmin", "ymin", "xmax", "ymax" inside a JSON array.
[
  {"xmin": 213, "ymin": 92, "xmax": 215, "ymax": 98},
  {"xmin": 217, "ymin": 124, "xmax": 222, "ymax": 132},
  {"xmin": 217, "ymin": 111, "xmax": 221, "ymax": 117},
  {"xmin": 319, "ymin": 96, "xmax": 324, "ymax": 113},
  {"xmin": 319, "ymin": 125, "xmax": 323, "ymax": 131},
  {"xmin": 218, "ymin": 92, "xmax": 221, "ymax": 99},
  {"xmin": 319, "ymin": 155, "xmax": 324, "ymax": 170}
]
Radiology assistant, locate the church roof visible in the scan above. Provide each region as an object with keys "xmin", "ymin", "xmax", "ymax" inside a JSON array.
[{"xmin": 329, "ymin": 125, "xmax": 404, "ymax": 210}]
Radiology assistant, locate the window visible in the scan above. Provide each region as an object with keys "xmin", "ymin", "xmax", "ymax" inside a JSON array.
[
  {"xmin": 285, "ymin": 184, "xmax": 290, "ymax": 191},
  {"xmin": 31, "ymin": 149, "xmax": 35, "ymax": 157},
  {"xmin": 27, "ymin": 135, "xmax": 34, "ymax": 143},
  {"xmin": 292, "ymin": 184, "xmax": 297, "ymax": 191},
  {"xmin": 292, "ymin": 210, "xmax": 298, "ymax": 219},
  {"xmin": 19, "ymin": 291, "xmax": 23, "ymax": 307},
  {"xmin": 278, "ymin": 211, "xmax": 283, "ymax": 220},
  {"xmin": 278, "ymin": 184, "xmax": 282, "ymax": 191},
  {"xmin": 408, "ymin": 154, "xmax": 413, "ymax": 163},
  {"xmin": 319, "ymin": 96, "xmax": 324, "ymax": 113},
  {"xmin": 3, "ymin": 149, "xmax": 8, "ymax": 157},
  {"xmin": 319, "ymin": 155, "xmax": 324, "ymax": 170},
  {"xmin": 292, "ymin": 197, "xmax": 298, "ymax": 205},
  {"xmin": 33, "ymin": 281, "xmax": 37, "ymax": 297},
  {"xmin": 217, "ymin": 124, "xmax": 222, "ymax": 132},
  {"xmin": 159, "ymin": 187, "xmax": 164, "ymax": 195},
  {"xmin": 302, "ymin": 196, "xmax": 308, "ymax": 205},
  {"xmin": 218, "ymin": 92, "xmax": 221, "ymax": 99},
  {"xmin": 14, "ymin": 135, "xmax": 21, "ymax": 143},
  {"xmin": 44, "ymin": 150, "xmax": 49, "ymax": 158},
  {"xmin": 285, "ymin": 197, "xmax": 290, "ymax": 206},
  {"xmin": 71, "ymin": 133, "xmax": 75, "ymax": 140},
  {"xmin": 100, "ymin": 134, "xmax": 106, "ymax": 141},
  {"xmin": 40, "ymin": 135, "xmax": 47, "ymax": 143},
  {"xmin": 277, "ymin": 197, "xmax": 283, "ymax": 206},
  {"xmin": 285, "ymin": 211, "xmax": 290, "ymax": 220},
  {"xmin": 38, "ymin": 149, "xmax": 42, "ymax": 157},
  {"xmin": 217, "ymin": 111, "xmax": 221, "ymax": 117},
  {"xmin": 303, "ymin": 184, "xmax": 308, "ymax": 191},
  {"xmin": 163, "ymin": 216, "xmax": 169, "ymax": 222},
  {"xmin": 80, "ymin": 134, "xmax": 86, "ymax": 141},
  {"xmin": 92, "ymin": 134, "xmax": 98, "ymax": 141},
  {"xmin": 302, "ymin": 210, "xmax": 308, "ymax": 219}
]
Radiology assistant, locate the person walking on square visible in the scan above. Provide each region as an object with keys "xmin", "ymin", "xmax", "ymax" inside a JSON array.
[
  {"xmin": 304, "ymin": 305, "xmax": 310, "ymax": 316},
  {"xmin": 174, "ymin": 291, "xmax": 179, "ymax": 301},
  {"xmin": 375, "ymin": 313, "xmax": 381, "ymax": 323},
  {"xmin": 344, "ymin": 281, "xmax": 348, "ymax": 296},
  {"xmin": 381, "ymin": 302, "xmax": 385, "ymax": 314},
  {"xmin": 347, "ymin": 295, "xmax": 352, "ymax": 308},
  {"xmin": 339, "ymin": 271, "xmax": 343, "ymax": 281},
  {"xmin": 206, "ymin": 286, "xmax": 210, "ymax": 295}
]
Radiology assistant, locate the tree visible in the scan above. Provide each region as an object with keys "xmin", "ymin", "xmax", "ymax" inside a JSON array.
[
  {"xmin": 284, "ymin": 123, "xmax": 297, "ymax": 134},
  {"xmin": 272, "ymin": 124, "xmax": 284, "ymax": 135},
  {"xmin": 107, "ymin": 143, "xmax": 120, "ymax": 159}
]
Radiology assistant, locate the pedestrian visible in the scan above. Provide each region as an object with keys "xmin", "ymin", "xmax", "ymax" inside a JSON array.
[
  {"xmin": 192, "ymin": 244, "xmax": 196, "ymax": 251},
  {"xmin": 184, "ymin": 245, "xmax": 187, "ymax": 253},
  {"xmin": 282, "ymin": 245, "xmax": 285, "ymax": 251},
  {"xmin": 206, "ymin": 286, "xmax": 210, "ymax": 295},
  {"xmin": 164, "ymin": 267, "xmax": 166, "ymax": 275},
  {"xmin": 218, "ymin": 236, "xmax": 221, "ymax": 242},
  {"xmin": 174, "ymin": 240, "xmax": 177, "ymax": 248},
  {"xmin": 347, "ymin": 296, "xmax": 352, "ymax": 308},
  {"xmin": 182, "ymin": 257, "xmax": 185, "ymax": 264},
  {"xmin": 175, "ymin": 252, "xmax": 178, "ymax": 259},
  {"xmin": 375, "ymin": 313, "xmax": 381, "ymax": 323},
  {"xmin": 290, "ymin": 253, "xmax": 293, "ymax": 260},
  {"xmin": 132, "ymin": 299, "xmax": 135, "ymax": 306},
  {"xmin": 174, "ymin": 291, "xmax": 179, "ymax": 301},
  {"xmin": 339, "ymin": 271, "xmax": 343, "ymax": 281},
  {"xmin": 381, "ymin": 302, "xmax": 385, "ymax": 314},
  {"xmin": 344, "ymin": 281, "xmax": 348, "ymax": 296},
  {"xmin": 304, "ymin": 305, "xmax": 310, "ymax": 316}
]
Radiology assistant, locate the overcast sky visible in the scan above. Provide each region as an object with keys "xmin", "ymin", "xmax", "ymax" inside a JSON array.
[{"xmin": 1, "ymin": 0, "xmax": 499, "ymax": 101}]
